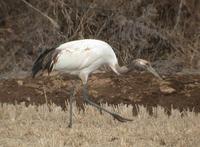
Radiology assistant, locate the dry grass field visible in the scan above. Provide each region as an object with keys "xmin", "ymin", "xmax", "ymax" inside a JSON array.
[{"xmin": 0, "ymin": 103, "xmax": 200, "ymax": 147}]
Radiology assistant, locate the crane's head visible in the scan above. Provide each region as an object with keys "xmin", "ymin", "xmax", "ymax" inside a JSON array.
[{"xmin": 132, "ymin": 59, "xmax": 162, "ymax": 80}]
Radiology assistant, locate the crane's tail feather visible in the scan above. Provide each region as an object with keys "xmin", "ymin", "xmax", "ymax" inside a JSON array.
[{"xmin": 32, "ymin": 47, "xmax": 58, "ymax": 78}]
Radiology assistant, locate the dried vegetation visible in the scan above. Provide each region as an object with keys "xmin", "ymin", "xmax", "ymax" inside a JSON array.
[
  {"xmin": 0, "ymin": 0, "xmax": 199, "ymax": 74},
  {"xmin": 0, "ymin": 103, "xmax": 200, "ymax": 147}
]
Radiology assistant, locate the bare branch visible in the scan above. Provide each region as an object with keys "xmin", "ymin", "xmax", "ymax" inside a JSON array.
[
  {"xmin": 20, "ymin": 0, "xmax": 60, "ymax": 30},
  {"xmin": 174, "ymin": 0, "xmax": 183, "ymax": 30}
]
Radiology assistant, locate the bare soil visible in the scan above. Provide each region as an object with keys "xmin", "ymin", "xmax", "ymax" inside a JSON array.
[{"xmin": 0, "ymin": 72, "xmax": 200, "ymax": 115}]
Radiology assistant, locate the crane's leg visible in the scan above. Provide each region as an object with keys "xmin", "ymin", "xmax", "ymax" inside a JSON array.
[
  {"xmin": 68, "ymin": 85, "xmax": 76, "ymax": 128},
  {"xmin": 82, "ymin": 83, "xmax": 133, "ymax": 122}
]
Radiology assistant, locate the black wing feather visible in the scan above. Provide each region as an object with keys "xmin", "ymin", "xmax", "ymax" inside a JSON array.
[{"xmin": 32, "ymin": 47, "xmax": 56, "ymax": 78}]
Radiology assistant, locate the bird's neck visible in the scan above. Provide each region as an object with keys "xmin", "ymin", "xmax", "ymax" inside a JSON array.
[
  {"xmin": 115, "ymin": 64, "xmax": 133, "ymax": 74},
  {"xmin": 115, "ymin": 59, "xmax": 144, "ymax": 74}
]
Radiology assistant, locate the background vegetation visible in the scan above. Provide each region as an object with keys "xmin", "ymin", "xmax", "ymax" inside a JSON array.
[{"xmin": 0, "ymin": 0, "xmax": 199, "ymax": 74}]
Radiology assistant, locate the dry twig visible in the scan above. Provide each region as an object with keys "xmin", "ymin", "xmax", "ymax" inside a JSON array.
[
  {"xmin": 174, "ymin": 0, "xmax": 183, "ymax": 30},
  {"xmin": 20, "ymin": 0, "xmax": 60, "ymax": 30}
]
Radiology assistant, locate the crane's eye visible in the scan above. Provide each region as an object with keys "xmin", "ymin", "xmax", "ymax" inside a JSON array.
[{"xmin": 145, "ymin": 62, "xmax": 150, "ymax": 67}]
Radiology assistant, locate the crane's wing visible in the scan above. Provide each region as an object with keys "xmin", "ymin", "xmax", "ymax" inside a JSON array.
[
  {"xmin": 32, "ymin": 48, "xmax": 58, "ymax": 77},
  {"xmin": 53, "ymin": 45, "xmax": 102, "ymax": 72}
]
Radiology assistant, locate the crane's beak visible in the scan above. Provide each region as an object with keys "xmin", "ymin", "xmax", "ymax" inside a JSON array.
[{"xmin": 147, "ymin": 66, "xmax": 162, "ymax": 80}]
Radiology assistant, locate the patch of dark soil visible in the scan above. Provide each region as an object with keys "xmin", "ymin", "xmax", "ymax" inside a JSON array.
[{"xmin": 0, "ymin": 72, "xmax": 200, "ymax": 115}]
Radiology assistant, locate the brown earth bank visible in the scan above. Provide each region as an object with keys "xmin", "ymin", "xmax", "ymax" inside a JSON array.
[{"xmin": 0, "ymin": 72, "xmax": 200, "ymax": 115}]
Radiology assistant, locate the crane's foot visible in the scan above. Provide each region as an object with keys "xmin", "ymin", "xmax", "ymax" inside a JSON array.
[
  {"xmin": 82, "ymin": 83, "xmax": 133, "ymax": 123},
  {"xmin": 68, "ymin": 123, "xmax": 72, "ymax": 128},
  {"xmin": 112, "ymin": 113, "xmax": 133, "ymax": 122}
]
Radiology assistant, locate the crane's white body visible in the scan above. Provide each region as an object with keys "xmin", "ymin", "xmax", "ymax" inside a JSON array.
[{"xmin": 53, "ymin": 39, "xmax": 119, "ymax": 83}]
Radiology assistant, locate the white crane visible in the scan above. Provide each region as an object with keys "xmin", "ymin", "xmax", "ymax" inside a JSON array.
[{"xmin": 32, "ymin": 39, "xmax": 162, "ymax": 127}]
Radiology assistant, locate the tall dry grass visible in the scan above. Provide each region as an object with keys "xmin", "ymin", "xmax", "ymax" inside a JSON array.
[{"xmin": 0, "ymin": 103, "xmax": 200, "ymax": 147}]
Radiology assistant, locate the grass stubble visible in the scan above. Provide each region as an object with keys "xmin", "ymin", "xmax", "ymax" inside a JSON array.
[{"xmin": 0, "ymin": 103, "xmax": 200, "ymax": 147}]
